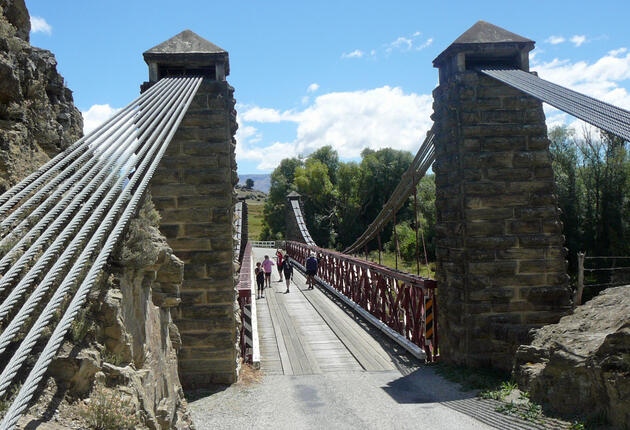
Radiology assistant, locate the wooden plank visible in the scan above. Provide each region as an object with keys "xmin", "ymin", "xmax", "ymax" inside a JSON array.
[
  {"xmin": 264, "ymin": 286, "xmax": 295, "ymax": 375},
  {"xmin": 273, "ymin": 284, "xmax": 323, "ymax": 375},
  {"xmin": 306, "ymin": 290, "xmax": 393, "ymax": 370},
  {"xmin": 291, "ymin": 266, "xmax": 396, "ymax": 371},
  {"xmin": 266, "ymin": 280, "xmax": 313, "ymax": 375}
]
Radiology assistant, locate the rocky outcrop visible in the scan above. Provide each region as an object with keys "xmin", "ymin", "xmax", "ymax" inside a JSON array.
[
  {"xmin": 0, "ymin": 0, "xmax": 82, "ymax": 193},
  {"xmin": 46, "ymin": 196, "xmax": 193, "ymax": 429},
  {"xmin": 513, "ymin": 286, "xmax": 630, "ymax": 428}
]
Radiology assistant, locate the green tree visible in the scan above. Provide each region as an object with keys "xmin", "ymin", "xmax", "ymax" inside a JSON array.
[
  {"xmin": 245, "ymin": 178, "xmax": 254, "ymax": 189},
  {"xmin": 309, "ymin": 145, "xmax": 340, "ymax": 184},
  {"xmin": 294, "ymin": 158, "xmax": 337, "ymax": 246},
  {"xmin": 335, "ymin": 162, "xmax": 363, "ymax": 247},
  {"xmin": 357, "ymin": 148, "xmax": 413, "ymax": 246},
  {"xmin": 549, "ymin": 125, "xmax": 581, "ymax": 270}
]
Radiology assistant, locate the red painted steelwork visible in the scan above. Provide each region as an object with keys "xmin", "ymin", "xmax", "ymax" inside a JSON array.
[
  {"xmin": 286, "ymin": 240, "xmax": 438, "ymax": 361},
  {"xmin": 237, "ymin": 242, "xmax": 252, "ymax": 362}
]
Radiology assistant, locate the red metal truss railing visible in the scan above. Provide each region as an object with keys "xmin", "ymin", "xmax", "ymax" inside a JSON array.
[
  {"xmin": 286, "ymin": 240, "xmax": 438, "ymax": 361},
  {"xmin": 237, "ymin": 241, "xmax": 253, "ymax": 362}
]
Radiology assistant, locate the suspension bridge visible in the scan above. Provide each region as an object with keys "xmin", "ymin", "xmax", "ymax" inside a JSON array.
[{"xmin": 0, "ymin": 20, "xmax": 628, "ymax": 429}]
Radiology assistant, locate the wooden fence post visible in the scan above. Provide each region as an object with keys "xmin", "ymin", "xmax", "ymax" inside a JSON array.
[{"xmin": 575, "ymin": 251, "xmax": 585, "ymax": 306}]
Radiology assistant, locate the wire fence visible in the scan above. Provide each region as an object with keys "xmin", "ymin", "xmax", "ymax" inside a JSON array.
[{"xmin": 575, "ymin": 252, "xmax": 630, "ymax": 304}]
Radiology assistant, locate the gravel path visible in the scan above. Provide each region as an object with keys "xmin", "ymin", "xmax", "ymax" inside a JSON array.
[{"xmin": 189, "ymin": 367, "xmax": 494, "ymax": 430}]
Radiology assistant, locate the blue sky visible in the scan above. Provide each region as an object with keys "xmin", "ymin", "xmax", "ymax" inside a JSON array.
[{"xmin": 26, "ymin": 0, "xmax": 630, "ymax": 173}]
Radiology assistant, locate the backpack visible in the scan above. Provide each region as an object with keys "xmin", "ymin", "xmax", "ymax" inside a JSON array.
[{"xmin": 306, "ymin": 256, "xmax": 318, "ymax": 272}]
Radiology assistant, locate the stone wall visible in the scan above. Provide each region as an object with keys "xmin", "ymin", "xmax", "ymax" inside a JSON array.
[
  {"xmin": 150, "ymin": 79, "xmax": 239, "ymax": 388},
  {"xmin": 432, "ymin": 71, "xmax": 572, "ymax": 370}
]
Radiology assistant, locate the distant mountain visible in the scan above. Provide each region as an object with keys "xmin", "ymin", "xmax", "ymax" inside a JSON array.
[{"xmin": 238, "ymin": 174, "xmax": 271, "ymax": 193}]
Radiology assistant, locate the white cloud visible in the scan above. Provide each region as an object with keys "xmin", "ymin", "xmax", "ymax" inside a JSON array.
[
  {"xmin": 342, "ymin": 49, "xmax": 364, "ymax": 59},
  {"xmin": 570, "ymin": 35, "xmax": 587, "ymax": 47},
  {"xmin": 545, "ymin": 35, "xmax": 565, "ymax": 45},
  {"xmin": 30, "ymin": 16, "xmax": 51, "ymax": 35},
  {"xmin": 417, "ymin": 38, "xmax": 433, "ymax": 50},
  {"xmin": 240, "ymin": 106, "xmax": 296, "ymax": 123},
  {"xmin": 236, "ymin": 86, "xmax": 433, "ymax": 170},
  {"xmin": 609, "ymin": 47, "xmax": 627, "ymax": 56},
  {"xmin": 82, "ymin": 104, "xmax": 122, "ymax": 134},
  {"xmin": 387, "ymin": 36, "xmax": 413, "ymax": 53},
  {"xmin": 344, "ymin": 31, "xmax": 433, "ymax": 59},
  {"xmin": 307, "ymin": 83, "xmax": 319, "ymax": 93}
]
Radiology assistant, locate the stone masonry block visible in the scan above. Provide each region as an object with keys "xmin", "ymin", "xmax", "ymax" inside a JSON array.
[
  {"xmin": 160, "ymin": 208, "xmax": 212, "ymax": 223},
  {"xmin": 160, "ymin": 155, "xmax": 219, "ymax": 170},
  {"xmin": 180, "ymin": 290, "xmax": 207, "ymax": 306},
  {"xmin": 158, "ymin": 224, "xmax": 181, "ymax": 239},
  {"xmin": 468, "ymin": 261, "xmax": 518, "ymax": 276},
  {"xmin": 519, "ymin": 259, "xmax": 566, "ymax": 274}
]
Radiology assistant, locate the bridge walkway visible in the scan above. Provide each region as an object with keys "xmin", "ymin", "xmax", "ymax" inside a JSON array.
[
  {"xmin": 252, "ymin": 247, "xmax": 398, "ymax": 375},
  {"xmin": 189, "ymin": 247, "xmax": 497, "ymax": 429}
]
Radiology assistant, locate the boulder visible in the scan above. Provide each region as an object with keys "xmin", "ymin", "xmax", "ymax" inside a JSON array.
[{"xmin": 513, "ymin": 286, "xmax": 630, "ymax": 428}]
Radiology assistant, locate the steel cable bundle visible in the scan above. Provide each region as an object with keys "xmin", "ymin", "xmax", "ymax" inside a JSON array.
[
  {"xmin": 0, "ymin": 76, "xmax": 202, "ymax": 429},
  {"xmin": 343, "ymin": 130, "xmax": 435, "ymax": 255},
  {"xmin": 480, "ymin": 68, "xmax": 630, "ymax": 142}
]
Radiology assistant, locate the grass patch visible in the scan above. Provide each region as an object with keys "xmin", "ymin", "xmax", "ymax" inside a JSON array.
[
  {"xmin": 480, "ymin": 380, "xmax": 518, "ymax": 401},
  {"xmin": 495, "ymin": 399, "xmax": 543, "ymax": 424},
  {"xmin": 70, "ymin": 308, "xmax": 94, "ymax": 343},
  {"xmin": 238, "ymin": 361, "xmax": 262, "ymax": 385},
  {"xmin": 102, "ymin": 350, "xmax": 125, "ymax": 367},
  {"xmin": 366, "ymin": 250, "xmax": 435, "ymax": 278},
  {"xmin": 78, "ymin": 386, "xmax": 139, "ymax": 430},
  {"xmin": 247, "ymin": 202, "xmax": 265, "ymax": 241}
]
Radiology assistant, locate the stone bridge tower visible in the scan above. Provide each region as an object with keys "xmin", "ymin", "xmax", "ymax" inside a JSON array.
[
  {"xmin": 142, "ymin": 30, "xmax": 239, "ymax": 388},
  {"xmin": 285, "ymin": 191, "xmax": 305, "ymax": 242},
  {"xmin": 431, "ymin": 21, "xmax": 572, "ymax": 371}
]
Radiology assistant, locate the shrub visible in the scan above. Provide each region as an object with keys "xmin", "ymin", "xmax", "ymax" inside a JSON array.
[{"xmin": 78, "ymin": 387, "xmax": 139, "ymax": 430}]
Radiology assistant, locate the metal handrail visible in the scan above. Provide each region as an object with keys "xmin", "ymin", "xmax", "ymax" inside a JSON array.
[{"xmin": 286, "ymin": 240, "xmax": 437, "ymax": 361}]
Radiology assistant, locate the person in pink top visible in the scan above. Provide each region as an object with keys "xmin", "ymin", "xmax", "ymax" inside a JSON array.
[{"xmin": 262, "ymin": 255, "xmax": 274, "ymax": 288}]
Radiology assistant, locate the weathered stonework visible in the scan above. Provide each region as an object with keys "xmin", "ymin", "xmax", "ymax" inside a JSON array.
[
  {"xmin": 432, "ymin": 22, "xmax": 572, "ymax": 371},
  {"xmin": 150, "ymin": 79, "xmax": 238, "ymax": 387},
  {"xmin": 144, "ymin": 31, "xmax": 239, "ymax": 388}
]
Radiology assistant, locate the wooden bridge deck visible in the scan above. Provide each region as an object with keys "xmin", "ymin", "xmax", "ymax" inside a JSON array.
[{"xmin": 252, "ymin": 248, "xmax": 398, "ymax": 375}]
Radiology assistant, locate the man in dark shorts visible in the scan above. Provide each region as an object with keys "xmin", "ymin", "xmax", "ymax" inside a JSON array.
[
  {"xmin": 305, "ymin": 252, "xmax": 318, "ymax": 290},
  {"xmin": 276, "ymin": 249, "xmax": 284, "ymax": 282},
  {"xmin": 282, "ymin": 255, "xmax": 293, "ymax": 293}
]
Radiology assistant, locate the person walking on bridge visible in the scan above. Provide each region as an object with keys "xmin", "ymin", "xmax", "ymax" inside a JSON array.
[
  {"xmin": 283, "ymin": 255, "xmax": 293, "ymax": 293},
  {"xmin": 255, "ymin": 262, "xmax": 265, "ymax": 299},
  {"xmin": 305, "ymin": 252, "xmax": 318, "ymax": 290},
  {"xmin": 276, "ymin": 249, "xmax": 284, "ymax": 282},
  {"xmin": 262, "ymin": 255, "xmax": 274, "ymax": 289}
]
